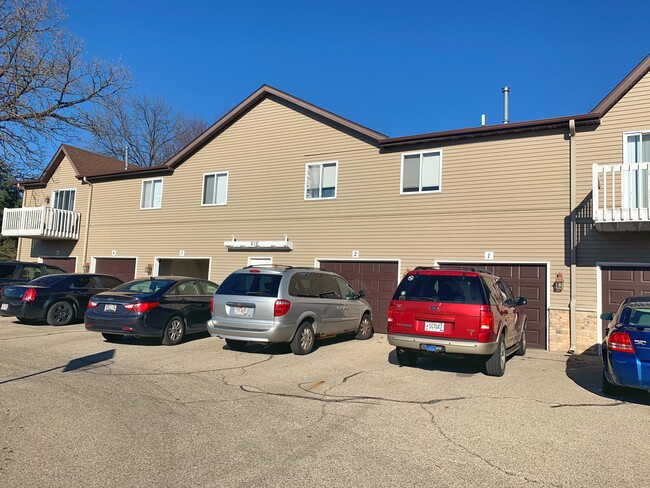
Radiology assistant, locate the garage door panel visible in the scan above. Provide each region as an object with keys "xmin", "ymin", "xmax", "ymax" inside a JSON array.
[
  {"xmin": 95, "ymin": 258, "xmax": 136, "ymax": 283},
  {"xmin": 41, "ymin": 257, "xmax": 77, "ymax": 273},
  {"xmin": 602, "ymin": 266, "xmax": 650, "ymax": 334},
  {"xmin": 643, "ymin": 271, "xmax": 650, "ymax": 282},
  {"xmin": 520, "ymin": 286, "xmax": 540, "ymax": 300},
  {"xmin": 520, "ymin": 267, "xmax": 542, "ymax": 279},
  {"xmin": 609, "ymin": 269, "xmax": 635, "ymax": 282}
]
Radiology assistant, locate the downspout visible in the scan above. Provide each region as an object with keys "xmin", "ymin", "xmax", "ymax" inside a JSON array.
[
  {"xmin": 15, "ymin": 184, "xmax": 26, "ymax": 259},
  {"xmin": 568, "ymin": 119, "xmax": 577, "ymax": 354},
  {"xmin": 82, "ymin": 178, "xmax": 93, "ymax": 273}
]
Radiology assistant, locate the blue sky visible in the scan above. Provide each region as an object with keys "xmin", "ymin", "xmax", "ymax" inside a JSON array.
[{"xmin": 63, "ymin": 0, "xmax": 649, "ymax": 138}]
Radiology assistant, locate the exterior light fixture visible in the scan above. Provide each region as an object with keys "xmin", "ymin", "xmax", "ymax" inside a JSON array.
[{"xmin": 553, "ymin": 272, "xmax": 564, "ymax": 293}]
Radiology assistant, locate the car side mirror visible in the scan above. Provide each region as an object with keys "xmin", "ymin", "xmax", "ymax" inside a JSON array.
[
  {"xmin": 516, "ymin": 297, "xmax": 527, "ymax": 306},
  {"xmin": 600, "ymin": 312, "xmax": 613, "ymax": 321},
  {"xmin": 356, "ymin": 290, "xmax": 365, "ymax": 299}
]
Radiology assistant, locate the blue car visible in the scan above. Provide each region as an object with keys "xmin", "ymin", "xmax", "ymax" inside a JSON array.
[{"xmin": 601, "ymin": 297, "xmax": 650, "ymax": 395}]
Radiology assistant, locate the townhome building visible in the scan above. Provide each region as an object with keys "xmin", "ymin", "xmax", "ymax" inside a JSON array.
[{"xmin": 4, "ymin": 53, "xmax": 650, "ymax": 354}]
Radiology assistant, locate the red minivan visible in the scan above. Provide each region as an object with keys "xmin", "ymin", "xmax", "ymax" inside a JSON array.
[{"xmin": 387, "ymin": 267, "xmax": 527, "ymax": 376}]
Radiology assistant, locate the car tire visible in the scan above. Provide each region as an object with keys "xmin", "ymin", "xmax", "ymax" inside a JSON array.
[
  {"xmin": 102, "ymin": 333, "xmax": 123, "ymax": 343},
  {"xmin": 602, "ymin": 370, "xmax": 624, "ymax": 396},
  {"xmin": 485, "ymin": 334, "xmax": 506, "ymax": 377},
  {"xmin": 46, "ymin": 301, "xmax": 74, "ymax": 326},
  {"xmin": 162, "ymin": 316, "xmax": 185, "ymax": 346},
  {"xmin": 225, "ymin": 338, "xmax": 247, "ymax": 350},
  {"xmin": 516, "ymin": 328, "xmax": 527, "ymax": 356},
  {"xmin": 395, "ymin": 347, "xmax": 418, "ymax": 367},
  {"xmin": 354, "ymin": 314, "xmax": 374, "ymax": 340},
  {"xmin": 290, "ymin": 321, "xmax": 315, "ymax": 355}
]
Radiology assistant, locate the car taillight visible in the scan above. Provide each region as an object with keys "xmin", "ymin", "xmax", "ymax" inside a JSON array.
[
  {"xmin": 478, "ymin": 306, "xmax": 494, "ymax": 342},
  {"xmin": 209, "ymin": 295, "xmax": 214, "ymax": 314},
  {"xmin": 87, "ymin": 300, "xmax": 98, "ymax": 309},
  {"xmin": 608, "ymin": 331, "xmax": 635, "ymax": 353},
  {"xmin": 274, "ymin": 299, "xmax": 291, "ymax": 317},
  {"xmin": 387, "ymin": 303, "xmax": 395, "ymax": 333},
  {"xmin": 124, "ymin": 301, "xmax": 160, "ymax": 313},
  {"xmin": 22, "ymin": 288, "xmax": 36, "ymax": 303}
]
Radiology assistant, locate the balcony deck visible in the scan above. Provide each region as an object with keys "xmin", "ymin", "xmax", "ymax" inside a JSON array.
[
  {"xmin": 2, "ymin": 206, "xmax": 81, "ymax": 240},
  {"xmin": 593, "ymin": 163, "xmax": 650, "ymax": 231}
]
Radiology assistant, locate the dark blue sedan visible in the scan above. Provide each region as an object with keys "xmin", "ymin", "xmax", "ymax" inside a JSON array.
[
  {"xmin": 601, "ymin": 296, "xmax": 650, "ymax": 395},
  {"xmin": 85, "ymin": 277, "xmax": 218, "ymax": 345},
  {"xmin": 0, "ymin": 274, "xmax": 123, "ymax": 325}
]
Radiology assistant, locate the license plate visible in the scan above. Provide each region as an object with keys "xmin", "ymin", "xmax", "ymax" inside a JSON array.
[
  {"xmin": 424, "ymin": 321, "xmax": 445, "ymax": 332},
  {"xmin": 1, "ymin": 303, "xmax": 7, "ymax": 310},
  {"xmin": 104, "ymin": 304, "xmax": 117, "ymax": 312},
  {"xmin": 234, "ymin": 307, "xmax": 249, "ymax": 316}
]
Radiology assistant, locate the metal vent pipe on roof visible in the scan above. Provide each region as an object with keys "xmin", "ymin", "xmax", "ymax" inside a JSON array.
[{"xmin": 502, "ymin": 86, "xmax": 510, "ymax": 124}]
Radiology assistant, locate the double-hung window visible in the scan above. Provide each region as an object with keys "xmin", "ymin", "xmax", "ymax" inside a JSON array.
[
  {"xmin": 202, "ymin": 172, "xmax": 228, "ymax": 206},
  {"xmin": 623, "ymin": 132, "xmax": 650, "ymax": 209},
  {"xmin": 401, "ymin": 151, "xmax": 442, "ymax": 193},
  {"xmin": 305, "ymin": 161, "xmax": 337, "ymax": 200},
  {"xmin": 140, "ymin": 178, "xmax": 163, "ymax": 209},
  {"xmin": 52, "ymin": 189, "xmax": 76, "ymax": 211}
]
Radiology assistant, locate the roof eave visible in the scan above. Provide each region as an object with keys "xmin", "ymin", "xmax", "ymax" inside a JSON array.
[{"xmin": 82, "ymin": 166, "xmax": 174, "ymax": 182}]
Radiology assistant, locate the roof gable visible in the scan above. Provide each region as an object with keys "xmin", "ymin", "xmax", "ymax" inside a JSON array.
[{"xmin": 591, "ymin": 52, "xmax": 650, "ymax": 115}]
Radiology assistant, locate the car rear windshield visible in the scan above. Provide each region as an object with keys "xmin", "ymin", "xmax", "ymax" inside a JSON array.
[
  {"xmin": 0, "ymin": 263, "xmax": 16, "ymax": 278},
  {"xmin": 112, "ymin": 279, "xmax": 175, "ymax": 294},
  {"xmin": 29, "ymin": 275, "xmax": 66, "ymax": 287},
  {"xmin": 216, "ymin": 272, "xmax": 282, "ymax": 297},
  {"xmin": 620, "ymin": 307, "xmax": 650, "ymax": 326},
  {"xmin": 392, "ymin": 273, "xmax": 485, "ymax": 304}
]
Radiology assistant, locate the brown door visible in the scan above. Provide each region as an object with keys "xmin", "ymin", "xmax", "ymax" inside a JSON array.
[
  {"xmin": 41, "ymin": 257, "xmax": 77, "ymax": 273},
  {"xmin": 601, "ymin": 266, "xmax": 650, "ymax": 335},
  {"xmin": 319, "ymin": 261, "xmax": 399, "ymax": 333},
  {"xmin": 94, "ymin": 258, "xmax": 136, "ymax": 283},
  {"xmin": 440, "ymin": 263, "xmax": 547, "ymax": 350}
]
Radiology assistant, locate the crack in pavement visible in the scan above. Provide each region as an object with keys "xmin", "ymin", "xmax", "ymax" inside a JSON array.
[
  {"xmin": 0, "ymin": 330, "xmax": 81, "ymax": 341},
  {"xmin": 419, "ymin": 404, "xmax": 562, "ymax": 487}
]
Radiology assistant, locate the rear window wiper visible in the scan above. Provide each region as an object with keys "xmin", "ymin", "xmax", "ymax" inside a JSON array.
[
  {"xmin": 245, "ymin": 291, "xmax": 268, "ymax": 296},
  {"xmin": 408, "ymin": 296, "xmax": 439, "ymax": 301}
]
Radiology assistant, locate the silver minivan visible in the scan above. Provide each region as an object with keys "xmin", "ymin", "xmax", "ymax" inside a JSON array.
[{"xmin": 207, "ymin": 266, "xmax": 373, "ymax": 354}]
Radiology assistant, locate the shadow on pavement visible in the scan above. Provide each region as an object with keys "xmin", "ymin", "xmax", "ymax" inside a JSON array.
[
  {"xmin": 386, "ymin": 348, "xmax": 488, "ymax": 376},
  {"xmin": 565, "ymin": 348, "xmax": 650, "ymax": 406},
  {"xmin": 221, "ymin": 333, "xmax": 360, "ymax": 355}
]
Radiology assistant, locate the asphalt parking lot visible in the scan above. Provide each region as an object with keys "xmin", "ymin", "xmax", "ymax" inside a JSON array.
[{"xmin": 1, "ymin": 317, "xmax": 649, "ymax": 488}]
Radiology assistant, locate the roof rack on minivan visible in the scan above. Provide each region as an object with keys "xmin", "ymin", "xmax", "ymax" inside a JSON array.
[
  {"xmin": 243, "ymin": 264, "xmax": 294, "ymax": 270},
  {"xmin": 413, "ymin": 265, "xmax": 495, "ymax": 275}
]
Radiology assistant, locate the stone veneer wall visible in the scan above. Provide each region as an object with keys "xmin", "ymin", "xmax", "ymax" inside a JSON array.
[{"xmin": 548, "ymin": 309, "xmax": 599, "ymax": 354}]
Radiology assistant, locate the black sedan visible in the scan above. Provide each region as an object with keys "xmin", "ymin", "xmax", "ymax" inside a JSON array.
[
  {"xmin": 0, "ymin": 274, "xmax": 124, "ymax": 325},
  {"xmin": 85, "ymin": 277, "xmax": 218, "ymax": 345}
]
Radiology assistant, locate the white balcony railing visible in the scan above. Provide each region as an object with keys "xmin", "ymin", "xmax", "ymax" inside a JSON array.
[
  {"xmin": 1, "ymin": 206, "xmax": 81, "ymax": 240},
  {"xmin": 593, "ymin": 163, "xmax": 650, "ymax": 231}
]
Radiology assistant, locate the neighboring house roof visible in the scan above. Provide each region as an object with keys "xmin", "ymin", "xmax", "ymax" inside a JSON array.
[
  {"xmin": 17, "ymin": 144, "xmax": 168, "ymax": 188},
  {"xmin": 164, "ymin": 84, "xmax": 388, "ymax": 170}
]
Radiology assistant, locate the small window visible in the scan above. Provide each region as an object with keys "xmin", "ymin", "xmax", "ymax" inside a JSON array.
[
  {"xmin": 317, "ymin": 273, "xmax": 342, "ymax": 299},
  {"xmin": 305, "ymin": 161, "xmax": 337, "ymax": 200},
  {"xmin": 202, "ymin": 172, "xmax": 228, "ymax": 206},
  {"xmin": 71, "ymin": 276, "xmax": 97, "ymax": 289},
  {"xmin": 335, "ymin": 276, "xmax": 358, "ymax": 300},
  {"xmin": 401, "ymin": 151, "xmax": 442, "ymax": 193},
  {"xmin": 141, "ymin": 179, "xmax": 163, "ymax": 209},
  {"xmin": 52, "ymin": 189, "xmax": 76, "ymax": 211},
  {"xmin": 199, "ymin": 281, "xmax": 219, "ymax": 295},
  {"xmin": 98, "ymin": 276, "xmax": 123, "ymax": 289}
]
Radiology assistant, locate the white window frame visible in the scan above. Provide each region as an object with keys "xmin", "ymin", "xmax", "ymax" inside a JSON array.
[
  {"xmin": 51, "ymin": 188, "xmax": 76, "ymax": 211},
  {"xmin": 140, "ymin": 178, "xmax": 163, "ymax": 210},
  {"xmin": 400, "ymin": 150, "xmax": 443, "ymax": 195},
  {"xmin": 304, "ymin": 161, "xmax": 338, "ymax": 200},
  {"xmin": 247, "ymin": 256, "xmax": 273, "ymax": 266},
  {"xmin": 622, "ymin": 131, "xmax": 650, "ymax": 209},
  {"xmin": 201, "ymin": 172, "xmax": 229, "ymax": 206}
]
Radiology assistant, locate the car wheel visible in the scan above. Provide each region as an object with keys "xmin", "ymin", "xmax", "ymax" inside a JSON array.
[
  {"xmin": 46, "ymin": 301, "xmax": 74, "ymax": 326},
  {"xmin": 290, "ymin": 321, "xmax": 315, "ymax": 355},
  {"xmin": 355, "ymin": 314, "xmax": 374, "ymax": 340},
  {"xmin": 602, "ymin": 370, "xmax": 624, "ymax": 396},
  {"xmin": 485, "ymin": 334, "xmax": 506, "ymax": 377},
  {"xmin": 162, "ymin": 316, "xmax": 185, "ymax": 346},
  {"xmin": 102, "ymin": 333, "xmax": 123, "ymax": 343},
  {"xmin": 516, "ymin": 328, "xmax": 527, "ymax": 356},
  {"xmin": 225, "ymin": 338, "xmax": 247, "ymax": 350},
  {"xmin": 395, "ymin": 347, "xmax": 418, "ymax": 367}
]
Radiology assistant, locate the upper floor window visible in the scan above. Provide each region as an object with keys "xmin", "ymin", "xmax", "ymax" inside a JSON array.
[
  {"xmin": 401, "ymin": 151, "xmax": 442, "ymax": 194},
  {"xmin": 625, "ymin": 132, "xmax": 650, "ymax": 163},
  {"xmin": 141, "ymin": 178, "xmax": 163, "ymax": 209},
  {"xmin": 52, "ymin": 189, "xmax": 75, "ymax": 211},
  {"xmin": 202, "ymin": 172, "xmax": 228, "ymax": 206},
  {"xmin": 305, "ymin": 161, "xmax": 337, "ymax": 200},
  {"xmin": 623, "ymin": 132, "xmax": 649, "ymax": 209}
]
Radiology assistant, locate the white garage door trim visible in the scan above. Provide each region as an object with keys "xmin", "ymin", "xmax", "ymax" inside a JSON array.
[
  {"xmin": 153, "ymin": 256, "xmax": 212, "ymax": 278},
  {"xmin": 91, "ymin": 256, "xmax": 139, "ymax": 275}
]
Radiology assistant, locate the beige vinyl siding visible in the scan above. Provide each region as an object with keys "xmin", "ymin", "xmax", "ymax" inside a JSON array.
[
  {"xmin": 76, "ymin": 98, "xmax": 570, "ymax": 313},
  {"xmin": 573, "ymin": 72, "xmax": 650, "ymax": 310},
  {"xmin": 18, "ymin": 156, "xmax": 87, "ymax": 263}
]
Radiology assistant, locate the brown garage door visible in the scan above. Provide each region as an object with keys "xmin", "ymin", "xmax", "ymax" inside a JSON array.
[
  {"xmin": 441, "ymin": 263, "xmax": 547, "ymax": 350},
  {"xmin": 319, "ymin": 261, "xmax": 399, "ymax": 333},
  {"xmin": 41, "ymin": 257, "xmax": 77, "ymax": 273},
  {"xmin": 602, "ymin": 266, "xmax": 650, "ymax": 334},
  {"xmin": 95, "ymin": 258, "xmax": 136, "ymax": 283}
]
